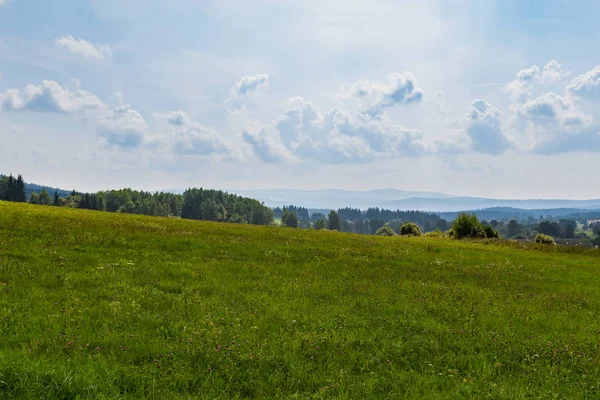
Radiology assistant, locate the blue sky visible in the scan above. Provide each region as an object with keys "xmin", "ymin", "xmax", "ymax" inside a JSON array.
[{"xmin": 1, "ymin": 0, "xmax": 600, "ymax": 198}]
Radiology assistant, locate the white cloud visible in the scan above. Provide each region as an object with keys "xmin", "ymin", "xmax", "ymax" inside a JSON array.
[
  {"xmin": 515, "ymin": 92, "xmax": 597, "ymax": 153},
  {"xmin": 242, "ymin": 128, "xmax": 290, "ymax": 164},
  {"xmin": 0, "ymin": 80, "xmax": 105, "ymax": 114},
  {"xmin": 56, "ymin": 35, "xmax": 112, "ymax": 60},
  {"xmin": 173, "ymin": 125, "xmax": 231, "ymax": 156},
  {"xmin": 464, "ymin": 100, "xmax": 513, "ymax": 155},
  {"xmin": 273, "ymin": 97, "xmax": 428, "ymax": 163},
  {"xmin": 567, "ymin": 65, "xmax": 600, "ymax": 99},
  {"xmin": 540, "ymin": 60, "xmax": 569, "ymax": 83},
  {"xmin": 97, "ymin": 105, "xmax": 148, "ymax": 149},
  {"xmin": 151, "ymin": 111, "xmax": 232, "ymax": 156},
  {"xmin": 226, "ymin": 74, "xmax": 270, "ymax": 111},
  {"xmin": 341, "ymin": 72, "xmax": 424, "ymax": 115},
  {"xmin": 230, "ymin": 74, "xmax": 269, "ymax": 97},
  {"xmin": 506, "ymin": 60, "xmax": 569, "ymax": 103}
]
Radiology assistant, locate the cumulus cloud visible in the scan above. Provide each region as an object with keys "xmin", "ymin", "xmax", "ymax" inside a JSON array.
[
  {"xmin": 0, "ymin": 80, "xmax": 105, "ymax": 114},
  {"xmin": 514, "ymin": 92, "xmax": 597, "ymax": 153},
  {"xmin": 540, "ymin": 60, "xmax": 569, "ymax": 83},
  {"xmin": 464, "ymin": 100, "xmax": 513, "ymax": 155},
  {"xmin": 567, "ymin": 65, "xmax": 600, "ymax": 99},
  {"xmin": 97, "ymin": 105, "xmax": 148, "ymax": 149},
  {"xmin": 341, "ymin": 72, "xmax": 424, "ymax": 115},
  {"xmin": 506, "ymin": 60, "xmax": 569, "ymax": 103},
  {"xmin": 242, "ymin": 128, "xmax": 290, "ymax": 163},
  {"xmin": 56, "ymin": 36, "xmax": 112, "ymax": 60},
  {"xmin": 272, "ymin": 97, "xmax": 428, "ymax": 163}
]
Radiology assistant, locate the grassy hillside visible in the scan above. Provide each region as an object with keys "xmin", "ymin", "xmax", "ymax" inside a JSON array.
[{"xmin": 1, "ymin": 201, "xmax": 599, "ymax": 399}]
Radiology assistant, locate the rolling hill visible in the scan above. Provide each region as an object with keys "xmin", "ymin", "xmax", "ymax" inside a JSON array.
[{"xmin": 1, "ymin": 201, "xmax": 599, "ymax": 398}]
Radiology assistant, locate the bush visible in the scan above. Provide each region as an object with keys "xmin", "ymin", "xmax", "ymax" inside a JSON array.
[
  {"xmin": 482, "ymin": 225, "xmax": 500, "ymax": 239},
  {"xmin": 514, "ymin": 234, "xmax": 527, "ymax": 240},
  {"xmin": 375, "ymin": 224, "xmax": 397, "ymax": 237},
  {"xmin": 399, "ymin": 222, "xmax": 422, "ymax": 236},
  {"xmin": 534, "ymin": 233, "xmax": 556, "ymax": 245},
  {"xmin": 451, "ymin": 212, "xmax": 487, "ymax": 239}
]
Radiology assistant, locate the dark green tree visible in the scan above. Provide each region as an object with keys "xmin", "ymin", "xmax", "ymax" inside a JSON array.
[
  {"xmin": 506, "ymin": 220, "xmax": 521, "ymax": 237},
  {"xmin": 281, "ymin": 210, "xmax": 299, "ymax": 228},
  {"xmin": 53, "ymin": 191, "xmax": 61, "ymax": 206},
  {"xmin": 327, "ymin": 210, "xmax": 341, "ymax": 231},
  {"xmin": 15, "ymin": 175, "xmax": 26, "ymax": 202}
]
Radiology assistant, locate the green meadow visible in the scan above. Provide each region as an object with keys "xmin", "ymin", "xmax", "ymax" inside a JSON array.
[{"xmin": 1, "ymin": 201, "xmax": 599, "ymax": 399}]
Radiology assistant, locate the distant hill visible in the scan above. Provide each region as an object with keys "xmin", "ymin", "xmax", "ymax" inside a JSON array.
[
  {"xmin": 231, "ymin": 188, "xmax": 454, "ymax": 209},
  {"xmin": 227, "ymin": 188, "xmax": 600, "ymax": 212},
  {"xmin": 24, "ymin": 182, "xmax": 71, "ymax": 199}
]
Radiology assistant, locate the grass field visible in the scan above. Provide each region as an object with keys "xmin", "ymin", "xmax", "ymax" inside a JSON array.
[{"xmin": 1, "ymin": 201, "xmax": 600, "ymax": 399}]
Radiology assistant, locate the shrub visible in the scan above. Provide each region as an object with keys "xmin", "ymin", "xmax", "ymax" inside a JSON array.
[
  {"xmin": 514, "ymin": 234, "xmax": 527, "ymax": 240},
  {"xmin": 534, "ymin": 233, "xmax": 556, "ymax": 245},
  {"xmin": 482, "ymin": 225, "xmax": 500, "ymax": 239},
  {"xmin": 451, "ymin": 212, "xmax": 487, "ymax": 239},
  {"xmin": 375, "ymin": 224, "xmax": 397, "ymax": 237},
  {"xmin": 399, "ymin": 222, "xmax": 422, "ymax": 236}
]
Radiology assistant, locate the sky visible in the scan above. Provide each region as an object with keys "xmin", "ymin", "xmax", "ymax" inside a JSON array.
[{"xmin": 1, "ymin": 0, "xmax": 600, "ymax": 199}]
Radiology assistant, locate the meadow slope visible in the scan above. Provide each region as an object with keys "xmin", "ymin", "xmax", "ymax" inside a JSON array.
[{"xmin": 0, "ymin": 201, "xmax": 599, "ymax": 399}]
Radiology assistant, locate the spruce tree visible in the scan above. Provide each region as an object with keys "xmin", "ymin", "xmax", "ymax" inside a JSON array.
[
  {"xmin": 16, "ymin": 175, "xmax": 26, "ymax": 202},
  {"xmin": 53, "ymin": 191, "xmax": 60, "ymax": 206},
  {"xmin": 7, "ymin": 175, "xmax": 15, "ymax": 202}
]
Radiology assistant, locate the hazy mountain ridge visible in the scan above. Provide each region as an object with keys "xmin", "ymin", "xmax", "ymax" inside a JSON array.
[{"xmin": 230, "ymin": 188, "xmax": 600, "ymax": 212}]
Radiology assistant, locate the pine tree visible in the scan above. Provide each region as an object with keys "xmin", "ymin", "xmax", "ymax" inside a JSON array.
[
  {"xmin": 7, "ymin": 175, "xmax": 15, "ymax": 201},
  {"xmin": 53, "ymin": 191, "xmax": 60, "ymax": 206},
  {"xmin": 16, "ymin": 175, "xmax": 26, "ymax": 202},
  {"xmin": 0, "ymin": 175, "xmax": 8, "ymax": 201}
]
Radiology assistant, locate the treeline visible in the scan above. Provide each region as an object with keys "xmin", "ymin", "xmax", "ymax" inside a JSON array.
[
  {"xmin": 335, "ymin": 207, "xmax": 449, "ymax": 234},
  {"xmin": 486, "ymin": 218, "xmax": 579, "ymax": 239},
  {"xmin": 3, "ymin": 174, "xmax": 274, "ymax": 226},
  {"xmin": 274, "ymin": 205, "xmax": 449, "ymax": 235},
  {"xmin": 0, "ymin": 175, "xmax": 27, "ymax": 203}
]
